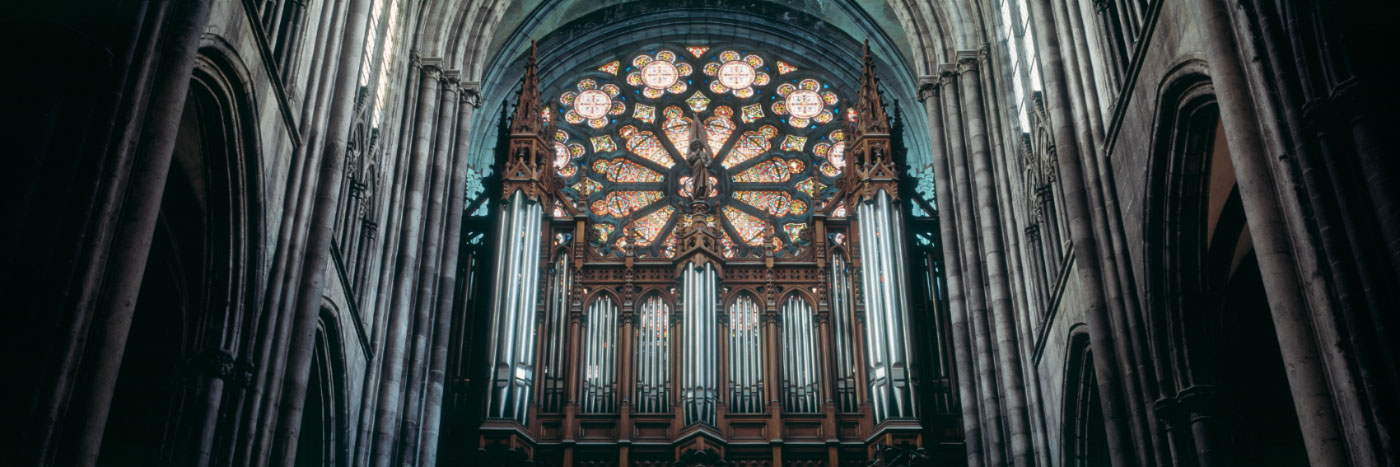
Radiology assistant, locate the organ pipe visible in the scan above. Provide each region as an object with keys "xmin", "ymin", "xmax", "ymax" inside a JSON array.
[
  {"xmin": 635, "ymin": 295, "xmax": 670, "ymax": 413},
  {"xmin": 542, "ymin": 254, "xmax": 570, "ymax": 412},
  {"xmin": 832, "ymin": 255, "xmax": 858, "ymax": 412},
  {"xmin": 681, "ymin": 263, "xmax": 717, "ymax": 425},
  {"xmin": 857, "ymin": 191, "xmax": 917, "ymax": 423},
  {"xmin": 485, "ymin": 192, "xmax": 544, "ymax": 424},
  {"xmin": 580, "ymin": 296, "xmax": 619, "ymax": 413},
  {"xmin": 729, "ymin": 294, "xmax": 763, "ymax": 414},
  {"xmin": 782, "ymin": 298, "xmax": 821, "ymax": 413}
]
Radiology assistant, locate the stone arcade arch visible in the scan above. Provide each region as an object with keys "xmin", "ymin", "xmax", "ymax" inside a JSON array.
[
  {"xmin": 95, "ymin": 47, "xmax": 263, "ymax": 466},
  {"xmin": 1143, "ymin": 63, "xmax": 1308, "ymax": 467}
]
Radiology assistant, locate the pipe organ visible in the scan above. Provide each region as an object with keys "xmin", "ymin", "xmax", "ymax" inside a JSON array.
[
  {"xmin": 476, "ymin": 43, "xmax": 943, "ymax": 465},
  {"xmin": 681, "ymin": 262, "xmax": 719, "ymax": 426},
  {"xmin": 484, "ymin": 191, "xmax": 544, "ymax": 424},
  {"xmin": 727, "ymin": 293, "xmax": 763, "ymax": 415}
]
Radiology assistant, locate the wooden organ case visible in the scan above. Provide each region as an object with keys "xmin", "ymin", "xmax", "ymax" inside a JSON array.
[{"xmin": 477, "ymin": 43, "xmax": 935, "ymax": 466}]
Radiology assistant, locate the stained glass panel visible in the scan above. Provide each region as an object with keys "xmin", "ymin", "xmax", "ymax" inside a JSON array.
[
  {"xmin": 591, "ymin": 135, "xmax": 617, "ymax": 153},
  {"xmin": 740, "ymin": 104, "xmax": 764, "ymax": 123},
  {"xmin": 598, "ymin": 60, "xmax": 620, "ymax": 75},
  {"xmin": 795, "ymin": 177, "xmax": 823, "ymax": 198},
  {"xmin": 662, "ymin": 106, "xmax": 691, "ymax": 151},
  {"xmin": 783, "ymin": 223, "xmax": 806, "ymax": 242},
  {"xmin": 593, "ymin": 223, "xmax": 614, "ymax": 243},
  {"xmin": 626, "ymin": 205, "xmax": 675, "ymax": 246},
  {"xmin": 732, "ymin": 157, "xmax": 802, "ymax": 183},
  {"xmin": 553, "ymin": 45, "xmax": 853, "ymax": 257},
  {"xmin": 572, "ymin": 178, "xmax": 602, "ymax": 197},
  {"xmin": 593, "ymin": 158, "xmax": 665, "ymax": 183},
  {"xmin": 619, "ymin": 125, "xmax": 675, "ymax": 168},
  {"xmin": 733, "ymin": 191, "xmax": 807, "ymax": 216},
  {"xmin": 686, "ymin": 92, "xmax": 710, "ymax": 112},
  {"xmin": 781, "ymin": 135, "xmax": 807, "ymax": 152},
  {"xmin": 721, "ymin": 125, "xmax": 777, "ymax": 168},
  {"xmin": 633, "ymin": 104, "xmax": 656, "ymax": 123},
  {"xmin": 722, "ymin": 206, "xmax": 770, "ymax": 245},
  {"xmin": 591, "ymin": 191, "xmax": 664, "ymax": 217},
  {"xmin": 705, "ymin": 106, "xmax": 735, "ymax": 154}
]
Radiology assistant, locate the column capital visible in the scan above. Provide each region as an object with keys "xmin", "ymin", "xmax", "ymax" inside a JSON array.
[
  {"xmin": 938, "ymin": 64, "xmax": 958, "ymax": 86},
  {"xmin": 419, "ymin": 58, "xmax": 444, "ymax": 77},
  {"xmin": 189, "ymin": 349, "xmax": 237, "ymax": 380},
  {"xmin": 917, "ymin": 76, "xmax": 940, "ymax": 102},
  {"xmin": 440, "ymin": 70, "xmax": 461, "ymax": 88},
  {"xmin": 460, "ymin": 81, "xmax": 483, "ymax": 107},
  {"xmin": 955, "ymin": 51, "xmax": 980, "ymax": 74},
  {"xmin": 1176, "ymin": 384, "xmax": 1218, "ymax": 416}
]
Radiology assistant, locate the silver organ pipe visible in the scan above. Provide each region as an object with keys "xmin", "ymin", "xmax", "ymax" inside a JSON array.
[
  {"xmin": 542, "ymin": 254, "xmax": 570, "ymax": 412},
  {"xmin": 485, "ymin": 192, "xmax": 544, "ymax": 424},
  {"xmin": 782, "ymin": 298, "xmax": 821, "ymax": 413},
  {"xmin": 635, "ymin": 295, "xmax": 670, "ymax": 413},
  {"xmin": 857, "ymin": 191, "xmax": 917, "ymax": 423},
  {"xmin": 581, "ymin": 296, "xmax": 618, "ymax": 413},
  {"xmin": 729, "ymin": 294, "xmax": 763, "ymax": 414},
  {"xmin": 681, "ymin": 263, "xmax": 717, "ymax": 425},
  {"xmin": 831, "ymin": 255, "xmax": 858, "ymax": 412}
]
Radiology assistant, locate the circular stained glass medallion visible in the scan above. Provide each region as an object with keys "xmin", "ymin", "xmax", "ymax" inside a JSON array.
[
  {"xmin": 785, "ymin": 89, "xmax": 823, "ymax": 118},
  {"xmin": 642, "ymin": 60, "xmax": 679, "ymax": 89},
  {"xmin": 717, "ymin": 61, "xmax": 756, "ymax": 89},
  {"xmin": 574, "ymin": 89, "xmax": 612, "ymax": 119}
]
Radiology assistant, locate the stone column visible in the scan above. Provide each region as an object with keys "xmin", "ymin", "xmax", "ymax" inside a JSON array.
[
  {"xmin": 921, "ymin": 78, "xmax": 984, "ymax": 467},
  {"xmin": 268, "ymin": 0, "xmax": 376, "ymax": 463},
  {"xmin": 957, "ymin": 52, "xmax": 1034, "ymax": 467},
  {"xmin": 242, "ymin": 0, "xmax": 350, "ymax": 463},
  {"xmin": 941, "ymin": 67, "xmax": 1006, "ymax": 466},
  {"xmin": 1028, "ymin": 0, "xmax": 1136, "ymax": 464},
  {"xmin": 1188, "ymin": 0, "xmax": 1347, "ymax": 465},
  {"xmin": 1049, "ymin": 1, "xmax": 1159, "ymax": 463},
  {"xmin": 417, "ymin": 84, "xmax": 480, "ymax": 467},
  {"xmin": 368, "ymin": 59, "xmax": 443, "ymax": 467},
  {"xmin": 64, "ymin": 1, "xmax": 213, "ymax": 465},
  {"xmin": 397, "ymin": 70, "xmax": 460, "ymax": 467}
]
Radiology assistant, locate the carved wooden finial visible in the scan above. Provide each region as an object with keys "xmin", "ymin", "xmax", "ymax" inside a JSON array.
[
  {"xmin": 853, "ymin": 41, "xmax": 890, "ymax": 141},
  {"xmin": 509, "ymin": 41, "xmax": 544, "ymax": 137}
]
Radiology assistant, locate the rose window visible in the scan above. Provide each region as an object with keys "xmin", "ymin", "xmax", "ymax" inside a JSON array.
[{"xmin": 552, "ymin": 46, "xmax": 850, "ymax": 258}]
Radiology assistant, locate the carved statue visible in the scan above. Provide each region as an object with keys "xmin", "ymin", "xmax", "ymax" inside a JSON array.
[{"xmin": 685, "ymin": 112, "xmax": 715, "ymax": 202}]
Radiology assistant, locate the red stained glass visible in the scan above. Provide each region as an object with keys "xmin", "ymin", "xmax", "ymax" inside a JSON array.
[
  {"xmin": 706, "ymin": 106, "xmax": 735, "ymax": 154},
  {"xmin": 626, "ymin": 205, "xmax": 675, "ymax": 246},
  {"xmin": 731, "ymin": 157, "xmax": 801, "ymax": 183},
  {"xmin": 619, "ymin": 125, "xmax": 675, "ymax": 168},
  {"xmin": 590, "ymin": 191, "xmax": 664, "ymax": 218},
  {"xmin": 722, "ymin": 205, "xmax": 770, "ymax": 245},
  {"xmin": 721, "ymin": 125, "xmax": 777, "ymax": 168},
  {"xmin": 592, "ymin": 158, "xmax": 665, "ymax": 183},
  {"xmin": 733, "ymin": 191, "xmax": 807, "ymax": 216}
]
